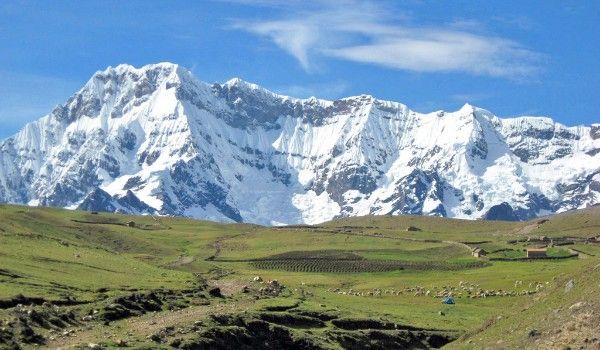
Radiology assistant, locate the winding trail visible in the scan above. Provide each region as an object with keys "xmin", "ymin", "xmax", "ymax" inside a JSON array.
[
  {"xmin": 206, "ymin": 229, "xmax": 255, "ymax": 261},
  {"xmin": 163, "ymin": 255, "xmax": 195, "ymax": 268}
]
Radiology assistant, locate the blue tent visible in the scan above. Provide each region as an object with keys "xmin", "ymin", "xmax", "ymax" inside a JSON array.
[{"xmin": 442, "ymin": 297, "xmax": 455, "ymax": 304}]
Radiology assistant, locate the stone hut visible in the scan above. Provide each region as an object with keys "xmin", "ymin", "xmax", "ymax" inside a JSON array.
[
  {"xmin": 472, "ymin": 248, "xmax": 487, "ymax": 258},
  {"xmin": 526, "ymin": 248, "xmax": 547, "ymax": 258}
]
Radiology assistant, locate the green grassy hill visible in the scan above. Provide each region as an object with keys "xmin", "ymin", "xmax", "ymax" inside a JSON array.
[{"xmin": 0, "ymin": 204, "xmax": 598, "ymax": 349}]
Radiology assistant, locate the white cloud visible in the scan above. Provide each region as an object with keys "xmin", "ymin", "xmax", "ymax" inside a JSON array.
[
  {"xmin": 231, "ymin": 0, "xmax": 541, "ymax": 78},
  {"xmin": 243, "ymin": 19, "xmax": 320, "ymax": 70}
]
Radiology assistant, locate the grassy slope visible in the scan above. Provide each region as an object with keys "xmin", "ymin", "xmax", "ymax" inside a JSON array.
[
  {"xmin": 0, "ymin": 204, "xmax": 251, "ymax": 300},
  {"xmin": 0, "ymin": 204, "xmax": 598, "ymax": 349},
  {"xmin": 447, "ymin": 260, "xmax": 600, "ymax": 349}
]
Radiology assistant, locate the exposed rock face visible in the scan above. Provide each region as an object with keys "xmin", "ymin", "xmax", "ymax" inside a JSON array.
[
  {"xmin": 0, "ymin": 63, "xmax": 598, "ymax": 224},
  {"xmin": 483, "ymin": 202, "xmax": 519, "ymax": 221},
  {"xmin": 77, "ymin": 189, "xmax": 154, "ymax": 214}
]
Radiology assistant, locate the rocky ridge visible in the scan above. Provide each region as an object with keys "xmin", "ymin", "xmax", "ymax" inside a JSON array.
[{"xmin": 0, "ymin": 63, "xmax": 597, "ymax": 224}]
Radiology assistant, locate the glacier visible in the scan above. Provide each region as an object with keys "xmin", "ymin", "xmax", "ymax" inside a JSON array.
[{"xmin": 0, "ymin": 62, "xmax": 598, "ymax": 225}]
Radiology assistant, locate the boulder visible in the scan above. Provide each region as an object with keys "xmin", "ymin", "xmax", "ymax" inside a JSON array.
[{"xmin": 209, "ymin": 287, "xmax": 223, "ymax": 298}]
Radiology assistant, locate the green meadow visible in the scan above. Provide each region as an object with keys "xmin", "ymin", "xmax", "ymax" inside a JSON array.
[{"xmin": 0, "ymin": 204, "xmax": 598, "ymax": 349}]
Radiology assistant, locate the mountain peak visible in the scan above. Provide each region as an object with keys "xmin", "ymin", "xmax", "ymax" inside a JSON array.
[
  {"xmin": 84, "ymin": 62, "xmax": 188, "ymax": 95},
  {"xmin": 219, "ymin": 76, "xmax": 308, "ymax": 106},
  {"xmin": 223, "ymin": 77, "xmax": 264, "ymax": 91},
  {"xmin": 92, "ymin": 62, "xmax": 181, "ymax": 78},
  {"xmin": 459, "ymin": 103, "xmax": 475, "ymax": 112}
]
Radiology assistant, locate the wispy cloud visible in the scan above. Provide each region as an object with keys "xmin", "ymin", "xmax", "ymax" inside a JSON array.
[
  {"xmin": 231, "ymin": 0, "xmax": 542, "ymax": 78},
  {"xmin": 243, "ymin": 19, "xmax": 320, "ymax": 70}
]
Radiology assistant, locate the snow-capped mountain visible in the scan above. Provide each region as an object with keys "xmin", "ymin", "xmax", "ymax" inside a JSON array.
[{"xmin": 0, "ymin": 63, "xmax": 598, "ymax": 225}]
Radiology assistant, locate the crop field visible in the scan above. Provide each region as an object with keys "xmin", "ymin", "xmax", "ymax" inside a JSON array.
[
  {"xmin": 251, "ymin": 258, "xmax": 408, "ymax": 273},
  {"xmin": 246, "ymin": 249, "xmax": 489, "ymax": 273},
  {"xmin": 0, "ymin": 204, "xmax": 599, "ymax": 349}
]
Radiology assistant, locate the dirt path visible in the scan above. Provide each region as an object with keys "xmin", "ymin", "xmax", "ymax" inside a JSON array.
[
  {"xmin": 163, "ymin": 255, "xmax": 195, "ymax": 268},
  {"xmin": 569, "ymin": 248, "xmax": 592, "ymax": 259},
  {"xmin": 207, "ymin": 229, "xmax": 255, "ymax": 261},
  {"xmin": 46, "ymin": 299, "xmax": 250, "ymax": 349},
  {"xmin": 513, "ymin": 222, "xmax": 539, "ymax": 236},
  {"xmin": 208, "ymin": 279, "xmax": 248, "ymax": 296},
  {"xmin": 125, "ymin": 299, "xmax": 249, "ymax": 334}
]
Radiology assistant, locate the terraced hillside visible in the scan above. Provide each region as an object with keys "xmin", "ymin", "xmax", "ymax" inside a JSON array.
[{"xmin": 0, "ymin": 204, "xmax": 598, "ymax": 349}]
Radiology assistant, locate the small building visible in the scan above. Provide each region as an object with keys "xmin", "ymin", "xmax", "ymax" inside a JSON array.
[
  {"xmin": 126, "ymin": 221, "xmax": 136, "ymax": 228},
  {"xmin": 526, "ymin": 248, "xmax": 547, "ymax": 258},
  {"xmin": 472, "ymin": 248, "xmax": 487, "ymax": 258}
]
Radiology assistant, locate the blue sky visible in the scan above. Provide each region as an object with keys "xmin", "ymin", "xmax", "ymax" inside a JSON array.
[{"xmin": 0, "ymin": 0, "xmax": 598, "ymax": 138}]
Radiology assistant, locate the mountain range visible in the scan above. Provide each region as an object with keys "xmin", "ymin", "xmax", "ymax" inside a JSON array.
[{"xmin": 0, "ymin": 62, "xmax": 598, "ymax": 225}]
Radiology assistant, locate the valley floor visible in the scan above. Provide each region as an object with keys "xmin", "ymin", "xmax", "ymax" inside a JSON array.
[{"xmin": 0, "ymin": 204, "xmax": 599, "ymax": 349}]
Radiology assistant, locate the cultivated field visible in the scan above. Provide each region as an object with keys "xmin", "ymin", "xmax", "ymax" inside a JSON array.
[{"xmin": 0, "ymin": 204, "xmax": 598, "ymax": 349}]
